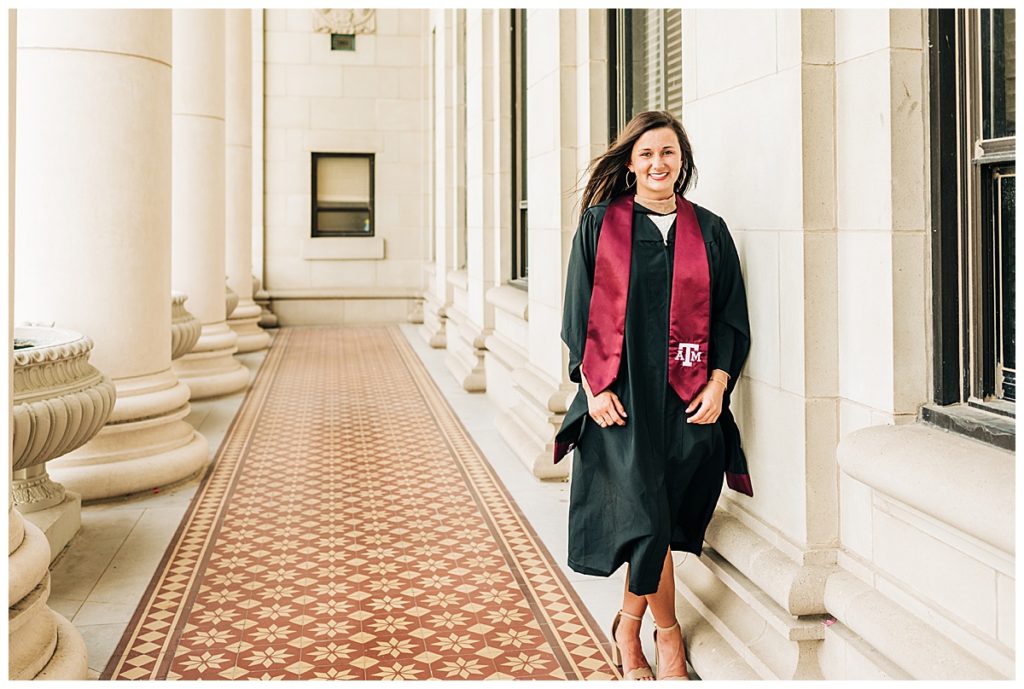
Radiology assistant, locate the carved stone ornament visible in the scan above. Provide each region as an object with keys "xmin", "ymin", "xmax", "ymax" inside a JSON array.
[
  {"xmin": 12, "ymin": 327, "xmax": 116, "ymax": 473},
  {"xmin": 312, "ymin": 9, "xmax": 376, "ymax": 35},
  {"xmin": 171, "ymin": 291, "xmax": 202, "ymax": 361}
]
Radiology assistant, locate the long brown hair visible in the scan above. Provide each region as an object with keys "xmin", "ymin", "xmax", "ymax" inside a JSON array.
[{"xmin": 578, "ymin": 110, "xmax": 697, "ymax": 218}]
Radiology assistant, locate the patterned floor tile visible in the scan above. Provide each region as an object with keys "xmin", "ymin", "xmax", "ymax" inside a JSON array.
[{"xmin": 101, "ymin": 326, "xmax": 619, "ymax": 680}]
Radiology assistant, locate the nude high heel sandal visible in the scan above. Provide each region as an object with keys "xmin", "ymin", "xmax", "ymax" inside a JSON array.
[
  {"xmin": 610, "ymin": 610, "xmax": 654, "ymax": 680},
  {"xmin": 653, "ymin": 621, "xmax": 690, "ymax": 680}
]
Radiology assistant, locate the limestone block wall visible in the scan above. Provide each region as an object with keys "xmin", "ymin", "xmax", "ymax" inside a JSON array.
[
  {"xmin": 262, "ymin": 9, "xmax": 429, "ymax": 324},
  {"xmin": 678, "ymin": 8, "xmax": 1012, "ymax": 680},
  {"xmin": 488, "ymin": 10, "xmax": 609, "ymax": 478}
]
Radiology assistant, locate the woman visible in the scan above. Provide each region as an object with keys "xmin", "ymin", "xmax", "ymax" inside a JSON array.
[{"xmin": 553, "ymin": 110, "xmax": 751, "ymax": 681}]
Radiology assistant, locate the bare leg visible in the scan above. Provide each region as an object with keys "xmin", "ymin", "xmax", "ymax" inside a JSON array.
[
  {"xmin": 615, "ymin": 564, "xmax": 653, "ymax": 679},
  {"xmin": 644, "ymin": 548, "xmax": 688, "ymax": 678}
]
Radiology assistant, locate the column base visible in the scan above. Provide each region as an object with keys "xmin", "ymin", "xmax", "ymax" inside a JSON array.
[
  {"xmin": 33, "ymin": 612, "xmax": 89, "ymax": 681},
  {"xmin": 675, "ymin": 545, "xmax": 824, "ymax": 680},
  {"xmin": 8, "ymin": 512, "xmax": 89, "ymax": 681},
  {"xmin": 443, "ymin": 306, "xmax": 487, "ymax": 391},
  {"xmin": 419, "ymin": 290, "xmax": 448, "ymax": 348},
  {"xmin": 484, "ymin": 330, "xmax": 569, "ymax": 480},
  {"xmin": 19, "ymin": 491, "xmax": 82, "ymax": 564},
  {"xmin": 227, "ymin": 300, "xmax": 270, "ymax": 353},
  {"xmin": 173, "ymin": 321, "xmax": 250, "ymax": 399},
  {"xmin": 49, "ymin": 368, "xmax": 211, "ymax": 501}
]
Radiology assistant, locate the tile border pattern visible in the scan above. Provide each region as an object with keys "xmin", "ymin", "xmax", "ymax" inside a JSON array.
[{"xmin": 101, "ymin": 329, "xmax": 291, "ymax": 680}]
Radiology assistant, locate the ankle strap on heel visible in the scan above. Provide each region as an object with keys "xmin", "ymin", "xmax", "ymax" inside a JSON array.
[
  {"xmin": 654, "ymin": 620, "xmax": 680, "ymax": 633},
  {"xmin": 618, "ymin": 609, "xmax": 645, "ymax": 623}
]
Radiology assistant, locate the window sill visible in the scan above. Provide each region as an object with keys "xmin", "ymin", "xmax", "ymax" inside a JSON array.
[
  {"xmin": 485, "ymin": 284, "xmax": 529, "ymax": 321},
  {"xmin": 300, "ymin": 237, "xmax": 384, "ymax": 260},
  {"xmin": 920, "ymin": 403, "xmax": 1015, "ymax": 451}
]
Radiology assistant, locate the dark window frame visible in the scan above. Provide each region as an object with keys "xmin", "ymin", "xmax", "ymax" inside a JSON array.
[
  {"xmin": 607, "ymin": 9, "xmax": 683, "ymax": 141},
  {"xmin": 926, "ymin": 8, "xmax": 1015, "ymax": 449},
  {"xmin": 510, "ymin": 8, "xmax": 528, "ymax": 286},
  {"xmin": 310, "ymin": 151, "xmax": 375, "ymax": 238}
]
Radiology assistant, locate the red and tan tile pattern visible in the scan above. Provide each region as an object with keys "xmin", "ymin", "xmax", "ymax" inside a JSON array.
[{"xmin": 102, "ymin": 326, "xmax": 619, "ymax": 680}]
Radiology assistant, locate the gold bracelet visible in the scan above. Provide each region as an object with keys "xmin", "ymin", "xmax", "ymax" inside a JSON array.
[{"xmin": 709, "ymin": 378, "xmax": 727, "ymax": 388}]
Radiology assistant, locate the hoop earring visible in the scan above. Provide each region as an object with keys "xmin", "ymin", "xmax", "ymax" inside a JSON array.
[
  {"xmin": 625, "ymin": 170, "xmax": 636, "ymax": 189},
  {"xmin": 674, "ymin": 176, "xmax": 685, "ymax": 194}
]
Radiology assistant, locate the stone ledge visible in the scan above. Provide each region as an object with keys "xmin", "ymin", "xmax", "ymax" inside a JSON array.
[
  {"xmin": 704, "ymin": 509, "xmax": 831, "ymax": 616},
  {"xmin": 836, "ymin": 422, "xmax": 1014, "ymax": 554},
  {"xmin": 824, "ymin": 570, "xmax": 1003, "ymax": 679},
  {"xmin": 446, "ymin": 268, "xmax": 467, "ymax": 290},
  {"xmin": 485, "ymin": 283, "xmax": 529, "ymax": 320},
  {"xmin": 268, "ymin": 288, "xmax": 422, "ymax": 299},
  {"xmin": 921, "ymin": 403, "xmax": 1014, "ymax": 451}
]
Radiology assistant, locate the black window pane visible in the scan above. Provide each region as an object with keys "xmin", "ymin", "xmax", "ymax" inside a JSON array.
[
  {"xmin": 999, "ymin": 172, "xmax": 1015, "ymax": 400},
  {"xmin": 317, "ymin": 210, "xmax": 370, "ymax": 234},
  {"xmin": 981, "ymin": 9, "xmax": 1016, "ymax": 139}
]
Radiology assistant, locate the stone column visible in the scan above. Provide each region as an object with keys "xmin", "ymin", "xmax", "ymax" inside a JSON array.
[
  {"xmin": 171, "ymin": 9, "xmax": 250, "ymax": 399},
  {"xmin": 418, "ymin": 10, "xmax": 459, "ymax": 350},
  {"xmin": 15, "ymin": 9, "xmax": 209, "ymax": 502},
  {"xmin": 225, "ymin": 9, "xmax": 269, "ymax": 353},
  {"xmin": 7, "ymin": 11, "xmax": 88, "ymax": 681}
]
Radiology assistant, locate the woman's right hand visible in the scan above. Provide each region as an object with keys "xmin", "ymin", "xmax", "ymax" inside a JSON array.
[
  {"xmin": 587, "ymin": 390, "xmax": 628, "ymax": 427},
  {"xmin": 579, "ymin": 367, "xmax": 627, "ymax": 427}
]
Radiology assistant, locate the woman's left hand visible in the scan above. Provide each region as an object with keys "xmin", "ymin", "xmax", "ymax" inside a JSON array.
[{"xmin": 685, "ymin": 379, "xmax": 726, "ymax": 424}]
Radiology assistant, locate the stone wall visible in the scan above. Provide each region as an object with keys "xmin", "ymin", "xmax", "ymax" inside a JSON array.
[{"xmin": 262, "ymin": 9, "xmax": 429, "ymax": 324}]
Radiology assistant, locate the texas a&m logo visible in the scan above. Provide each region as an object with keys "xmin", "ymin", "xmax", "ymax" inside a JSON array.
[{"xmin": 674, "ymin": 342, "xmax": 702, "ymax": 367}]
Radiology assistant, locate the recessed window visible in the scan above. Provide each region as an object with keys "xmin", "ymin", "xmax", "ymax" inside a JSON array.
[
  {"xmin": 311, "ymin": 152, "xmax": 374, "ymax": 237},
  {"xmin": 510, "ymin": 9, "xmax": 528, "ymax": 284},
  {"xmin": 927, "ymin": 9, "xmax": 1015, "ymax": 448},
  {"xmin": 609, "ymin": 9, "xmax": 683, "ymax": 139}
]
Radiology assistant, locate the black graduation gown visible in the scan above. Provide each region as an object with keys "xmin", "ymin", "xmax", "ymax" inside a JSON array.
[{"xmin": 555, "ymin": 198, "xmax": 751, "ymax": 596}]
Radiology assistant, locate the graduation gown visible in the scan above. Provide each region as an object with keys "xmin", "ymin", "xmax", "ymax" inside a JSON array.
[{"xmin": 555, "ymin": 198, "xmax": 751, "ymax": 596}]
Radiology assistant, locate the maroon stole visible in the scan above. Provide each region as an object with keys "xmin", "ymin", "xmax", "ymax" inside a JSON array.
[{"xmin": 582, "ymin": 193, "xmax": 710, "ymax": 402}]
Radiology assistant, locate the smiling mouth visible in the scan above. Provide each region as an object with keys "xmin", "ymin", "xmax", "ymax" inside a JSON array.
[{"xmin": 649, "ymin": 172, "xmax": 669, "ymax": 180}]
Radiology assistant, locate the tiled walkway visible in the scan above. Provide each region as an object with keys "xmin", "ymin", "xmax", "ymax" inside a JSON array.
[
  {"xmin": 48, "ymin": 323, "xmax": 665, "ymax": 679},
  {"xmin": 70, "ymin": 326, "xmax": 621, "ymax": 680}
]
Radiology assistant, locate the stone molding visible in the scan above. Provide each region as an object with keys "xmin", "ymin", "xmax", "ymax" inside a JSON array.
[
  {"xmin": 704, "ymin": 509, "xmax": 831, "ymax": 616},
  {"xmin": 823, "ymin": 570, "xmax": 1001, "ymax": 679},
  {"xmin": 676, "ymin": 548, "xmax": 827, "ymax": 679},
  {"xmin": 227, "ymin": 298, "xmax": 271, "ymax": 353},
  {"xmin": 171, "ymin": 291, "xmax": 202, "ymax": 361},
  {"xmin": 837, "ymin": 422, "xmax": 1013, "ymax": 554},
  {"xmin": 312, "ymin": 8, "xmax": 376, "ymax": 35},
  {"xmin": 10, "ymin": 470, "xmax": 65, "ymax": 514},
  {"xmin": 7, "ymin": 509, "xmax": 87, "ymax": 680},
  {"xmin": 485, "ymin": 283, "xmax": 529, "ymax": 321},
  {"xmin": 253, "ymin": 275, "xmax": 279, "ymax": 329},
  {"xmin": 172, "ymin": 321, "xmax": 250, "ymax": 400}
]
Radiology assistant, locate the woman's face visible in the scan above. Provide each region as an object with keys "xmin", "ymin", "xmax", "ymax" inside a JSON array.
[{"xmin": 627, "ymin": 126, "xmax": 682, "ymax": 198}]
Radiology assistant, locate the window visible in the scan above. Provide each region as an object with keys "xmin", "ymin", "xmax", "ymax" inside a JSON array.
[
  {"xmin": 609, "ymin": 9, "xmax": 683, "ymax": 139},
  {"xmin": 311, "ymin": 152, "xmax": 374, "ymax": 237},
  {"xmin": 510, "ymin": 9, "xmax": 528, "ymax": 284},
  {"xmin": 927, "ymin": 9, "xmax": 1015, "ymax": 447}
]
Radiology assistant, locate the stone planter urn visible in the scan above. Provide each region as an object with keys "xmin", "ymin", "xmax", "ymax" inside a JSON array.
[
  {"xmin": 10, "ymin": 326, "xmax": 115, "ymax": 680},
  {"xmin": 171, "ymin": 291, "xmax": 202, "ymax": 361},
  {"xmin": 12, "ymin": 326, "xmax": 116, "ymax": 553}
]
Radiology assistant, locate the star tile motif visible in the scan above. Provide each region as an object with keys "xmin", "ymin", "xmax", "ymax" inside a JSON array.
[{"xmin": 101, "ymin": 327, "xmax": 618, "ymax": 680}]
